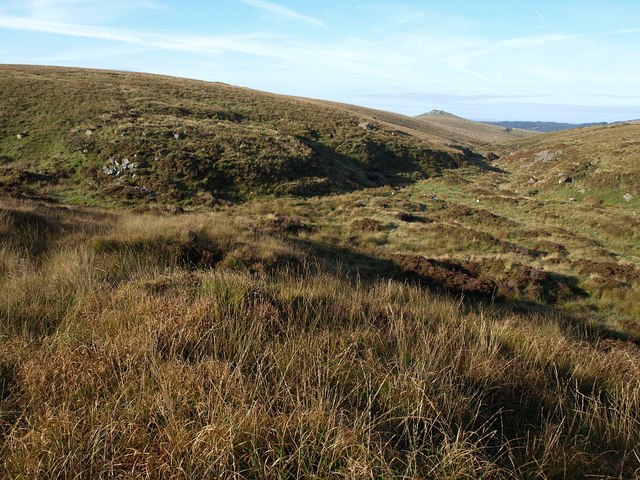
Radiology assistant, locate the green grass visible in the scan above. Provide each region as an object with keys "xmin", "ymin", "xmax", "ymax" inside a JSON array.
[{"xmin": 0, "ymin": 65, "xmax": 472, "ymax": 206}]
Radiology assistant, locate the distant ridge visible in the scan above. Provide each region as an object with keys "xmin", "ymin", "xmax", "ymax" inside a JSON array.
[{"xmin": 485, "ymin": 120, "xmax": 608, "ymax": 133}]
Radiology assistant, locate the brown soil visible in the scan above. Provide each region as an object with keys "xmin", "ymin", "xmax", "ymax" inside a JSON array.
[
  {"xmin": 267, "ymin": 215, "xmax": 315, "ymax": 235},
  {"xmin": 396, "ymin": 212, "xmax": 431, "ymax": 223},
  {"xmin": 395, "ymin": 255, "xmax": 497, "ymax": 298},
  {"xmin": 573, "ymin": 259, "xmax": 640, "ymax": 284},
  {"xmin": 351, "ymin": 218, "xmax": 384, "ymax": 232},
  {"xmin": 447, "ymin": 204, "xmax": 519, "ymax": 228},
  {"xmin": 397, "ymin": 255, "xmax": 582, "ymax": 304},
  {"xmin": 171, "ymin": 229, "xmax": 222, "ymax": 269},
  {"xmin": 497, "ymin": 263, "xmax": 580, "ymax": 304}
]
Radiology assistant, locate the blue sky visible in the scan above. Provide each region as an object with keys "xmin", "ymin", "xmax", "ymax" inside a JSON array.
[{"xmin": 1, "ymin": 0, "xmax": 639, "ymax": 122}]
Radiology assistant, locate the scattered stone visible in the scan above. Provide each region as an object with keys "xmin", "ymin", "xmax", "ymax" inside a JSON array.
[
  {"xmin": 16, "ymin": 131, "xmax": 28, "ymax": 139},
  {"xmin": 358, "ymin": 122, "xmax": 379, "ymax": 131},
  {"xmin": 559, "ymin": 177, "xmax": 573, "ymax": 184},
  {"xmin": 624, "ymin": 193, "xmax": 634, "ymax": 202},
  {"xmin": 85, "ymin": 129, "xmax": 94, "ymax": 136},
  {"xmin": 534, "ymin": 150, "xmax": 559, "ymax": 162},
  {"xmin": 102, "ymin": 157, "xmax": 138, "ymax": 176},
  {"xmin": 174, "ymin": 131, "xmax": 186, "ymax": 140},
  {"xmin": 528, "ymin": 177, "xmax": 538, "ymax": 184},
  {"xmin": 569, "ymin": 197, "xmax": 576, "ymax": 202}
]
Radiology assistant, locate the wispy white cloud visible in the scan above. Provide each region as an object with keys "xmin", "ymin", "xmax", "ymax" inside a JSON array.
[
  {"xmin": 1, "ymin": 0, "xmax": 168, "ymax": 24},
  {"xmin": 239, "ymin": 0, "xmax": 328, "ymax": 29},
  {"xmin": 608, "ymin": 28, "xmax": 640, "ymax": 35},
  {"xmin": 534, "ymin": 8, "xmax": 544, "ymax": 21},
  {"xmin": 0, "ymin": 14, "xmax": 280, "ymax": 57}
]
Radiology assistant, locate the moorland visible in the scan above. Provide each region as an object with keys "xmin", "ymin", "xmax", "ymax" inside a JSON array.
[{"xmin": 1, "ymin": 65, "xmax": 640, "ymax": 478}]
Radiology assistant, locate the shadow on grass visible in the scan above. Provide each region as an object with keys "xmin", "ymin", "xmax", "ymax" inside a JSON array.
[{"xmin": 284, "ymin": 236, "xmax": 637, "ymax": 347}]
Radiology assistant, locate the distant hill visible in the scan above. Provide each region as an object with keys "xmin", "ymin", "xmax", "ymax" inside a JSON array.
[
  {"xmin": 0, "ymin": 65, "xmax": 473, "ymax": 205},
  {"xmin": 485, "ymin": 120, "xmax": 608, "ymax": 133},
  {"xmin": 412, "ymin": 110, "xmax": 538, "ymax": 145},
  {"xmin": 294, "ymin": 104, "xmax": 538, "ymax": 149}
]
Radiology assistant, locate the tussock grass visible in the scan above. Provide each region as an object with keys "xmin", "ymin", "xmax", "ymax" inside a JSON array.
[{"xmin": 1, "ymin": 199, "xmax": 640, "ymax": 478}]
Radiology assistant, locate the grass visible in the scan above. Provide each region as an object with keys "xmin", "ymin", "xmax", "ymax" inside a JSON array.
[
  {"xmin": 1, "ymin": 198, "xmax": 640, "ymax": 479},
  {"xmin": 0, "ymin": 65, "xmax": 473, "ymax": 206},
  {"xmin": 2, "ymin": 65, "xmax": 640, "ymax": 478}
]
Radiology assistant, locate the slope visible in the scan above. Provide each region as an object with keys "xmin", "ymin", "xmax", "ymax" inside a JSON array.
[
  {"xmin": 492, "ymin": 122, "xmax": 640, "ymax": 206},
  {"xmin": 0, "ymin": 65, "xmax": 467, "ymax": 206},
  {"xmin": 414, "ymin": 110, "xmax": 538, "ymax": 145},
  {"xmin": 307, "ymin": 101, "xmax": 537, "ymax": 147}
]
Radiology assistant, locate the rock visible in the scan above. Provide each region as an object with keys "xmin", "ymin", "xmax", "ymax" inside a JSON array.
[
  {"xmin": 102, "ymin": 158, "xmax": 137, "ymax": 176},
  {"xmin": 173, "ymin": 131, "xmax": 186, "ymax": 140},
  {"xmin": 569, "ymin": 197, "xmax": 576, "ymax": 202},
  {"xmin": 528, "ymin": 177, "xmax": 538, "ymax": 184},
  {"xmin": 16, "ymin": 131, "xmax": 28, "ymax": 139},
  {"xmin": 358, "ymin": 122, "xmax": 379, "ymax": 131},
  {"xmin": 85, "ymin": 129, "xmax": 94, "ymax": 136},
  {"xmin": 559, "ymin": 177, "xmax": 573, "ymax": 184},
  {"xmin": 624, "ymin": 193, "xmax": 634, "ymax": 202}
]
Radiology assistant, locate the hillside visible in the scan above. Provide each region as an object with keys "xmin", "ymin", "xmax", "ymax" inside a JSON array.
[
  {"xmin": 308, "ymin": 102, "xmax": 537, "ymax": 147},
  {"xmin": 486, "ymin": 120, "xmax": 608, "ymax": 132},
  {"xmin": 492, "ymin": 122, "xmax": 640, "ymax": 206},
  {"xmin": 414, "ymin": 110, "xmax": 537, "ymax": 145},
  {"xmin": 2, "ymin": 66, "xmax": 640, "ymax": 478},
  {"xmin": 0, "ymin": 65, "xmax": 468, "ymax": 205}
]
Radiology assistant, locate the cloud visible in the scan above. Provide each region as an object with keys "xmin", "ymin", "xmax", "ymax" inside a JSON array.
[
  {"xmin": 0, "ymin": 14, "xmax": 280, "ymax": 57},
  {"xmin": 1, "ymin": 0, "xmax": 168, "ymax": 24},
  {"xmin": 239, "ymin": 0, "xmax": 328, "ymax": 29}
]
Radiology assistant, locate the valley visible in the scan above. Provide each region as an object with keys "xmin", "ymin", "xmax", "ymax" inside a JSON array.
[{"xmin": 1, "ymin": 66, "xmax": 640, "ymax": 478}]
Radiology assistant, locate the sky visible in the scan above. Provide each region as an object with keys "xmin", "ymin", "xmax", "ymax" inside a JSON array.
[{"xmin": 0, "ymin": 0, "xmax": 639, "ymax": 122}]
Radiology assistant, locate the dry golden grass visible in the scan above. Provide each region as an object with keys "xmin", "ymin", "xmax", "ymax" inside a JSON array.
[{"xmin": 2, "ymin": 199, "xmax": 640, "ymax": 479}]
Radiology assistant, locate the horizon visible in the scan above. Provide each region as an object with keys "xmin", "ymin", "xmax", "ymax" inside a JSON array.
[{"xmin": 1, "ymin": 1, "xmax": 639, "ymax": 123}]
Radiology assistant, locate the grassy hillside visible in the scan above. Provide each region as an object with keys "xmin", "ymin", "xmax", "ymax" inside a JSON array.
[
  {"xmin": 492, "ymin": 122, "xmax": 640, "ymax": 206},
  {"xmin": 414, "ymin": 110, "xmax": 537, "ymax": 146},
  {"xmin": 0, "ymin": 65, "xmax": 470, "ymax": 205},
  {"xmin": 2, "ymin": 66, "xmax": 640, "ymax": 478},
  {"xmin": 309, "ymin": 102, "xmax": 537, "ymax": 147}
]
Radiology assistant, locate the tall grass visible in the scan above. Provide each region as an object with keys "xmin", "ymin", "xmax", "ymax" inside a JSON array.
[{"xmin": 1, "ymin": 200, "xmax": 639, "ymax": 478}]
